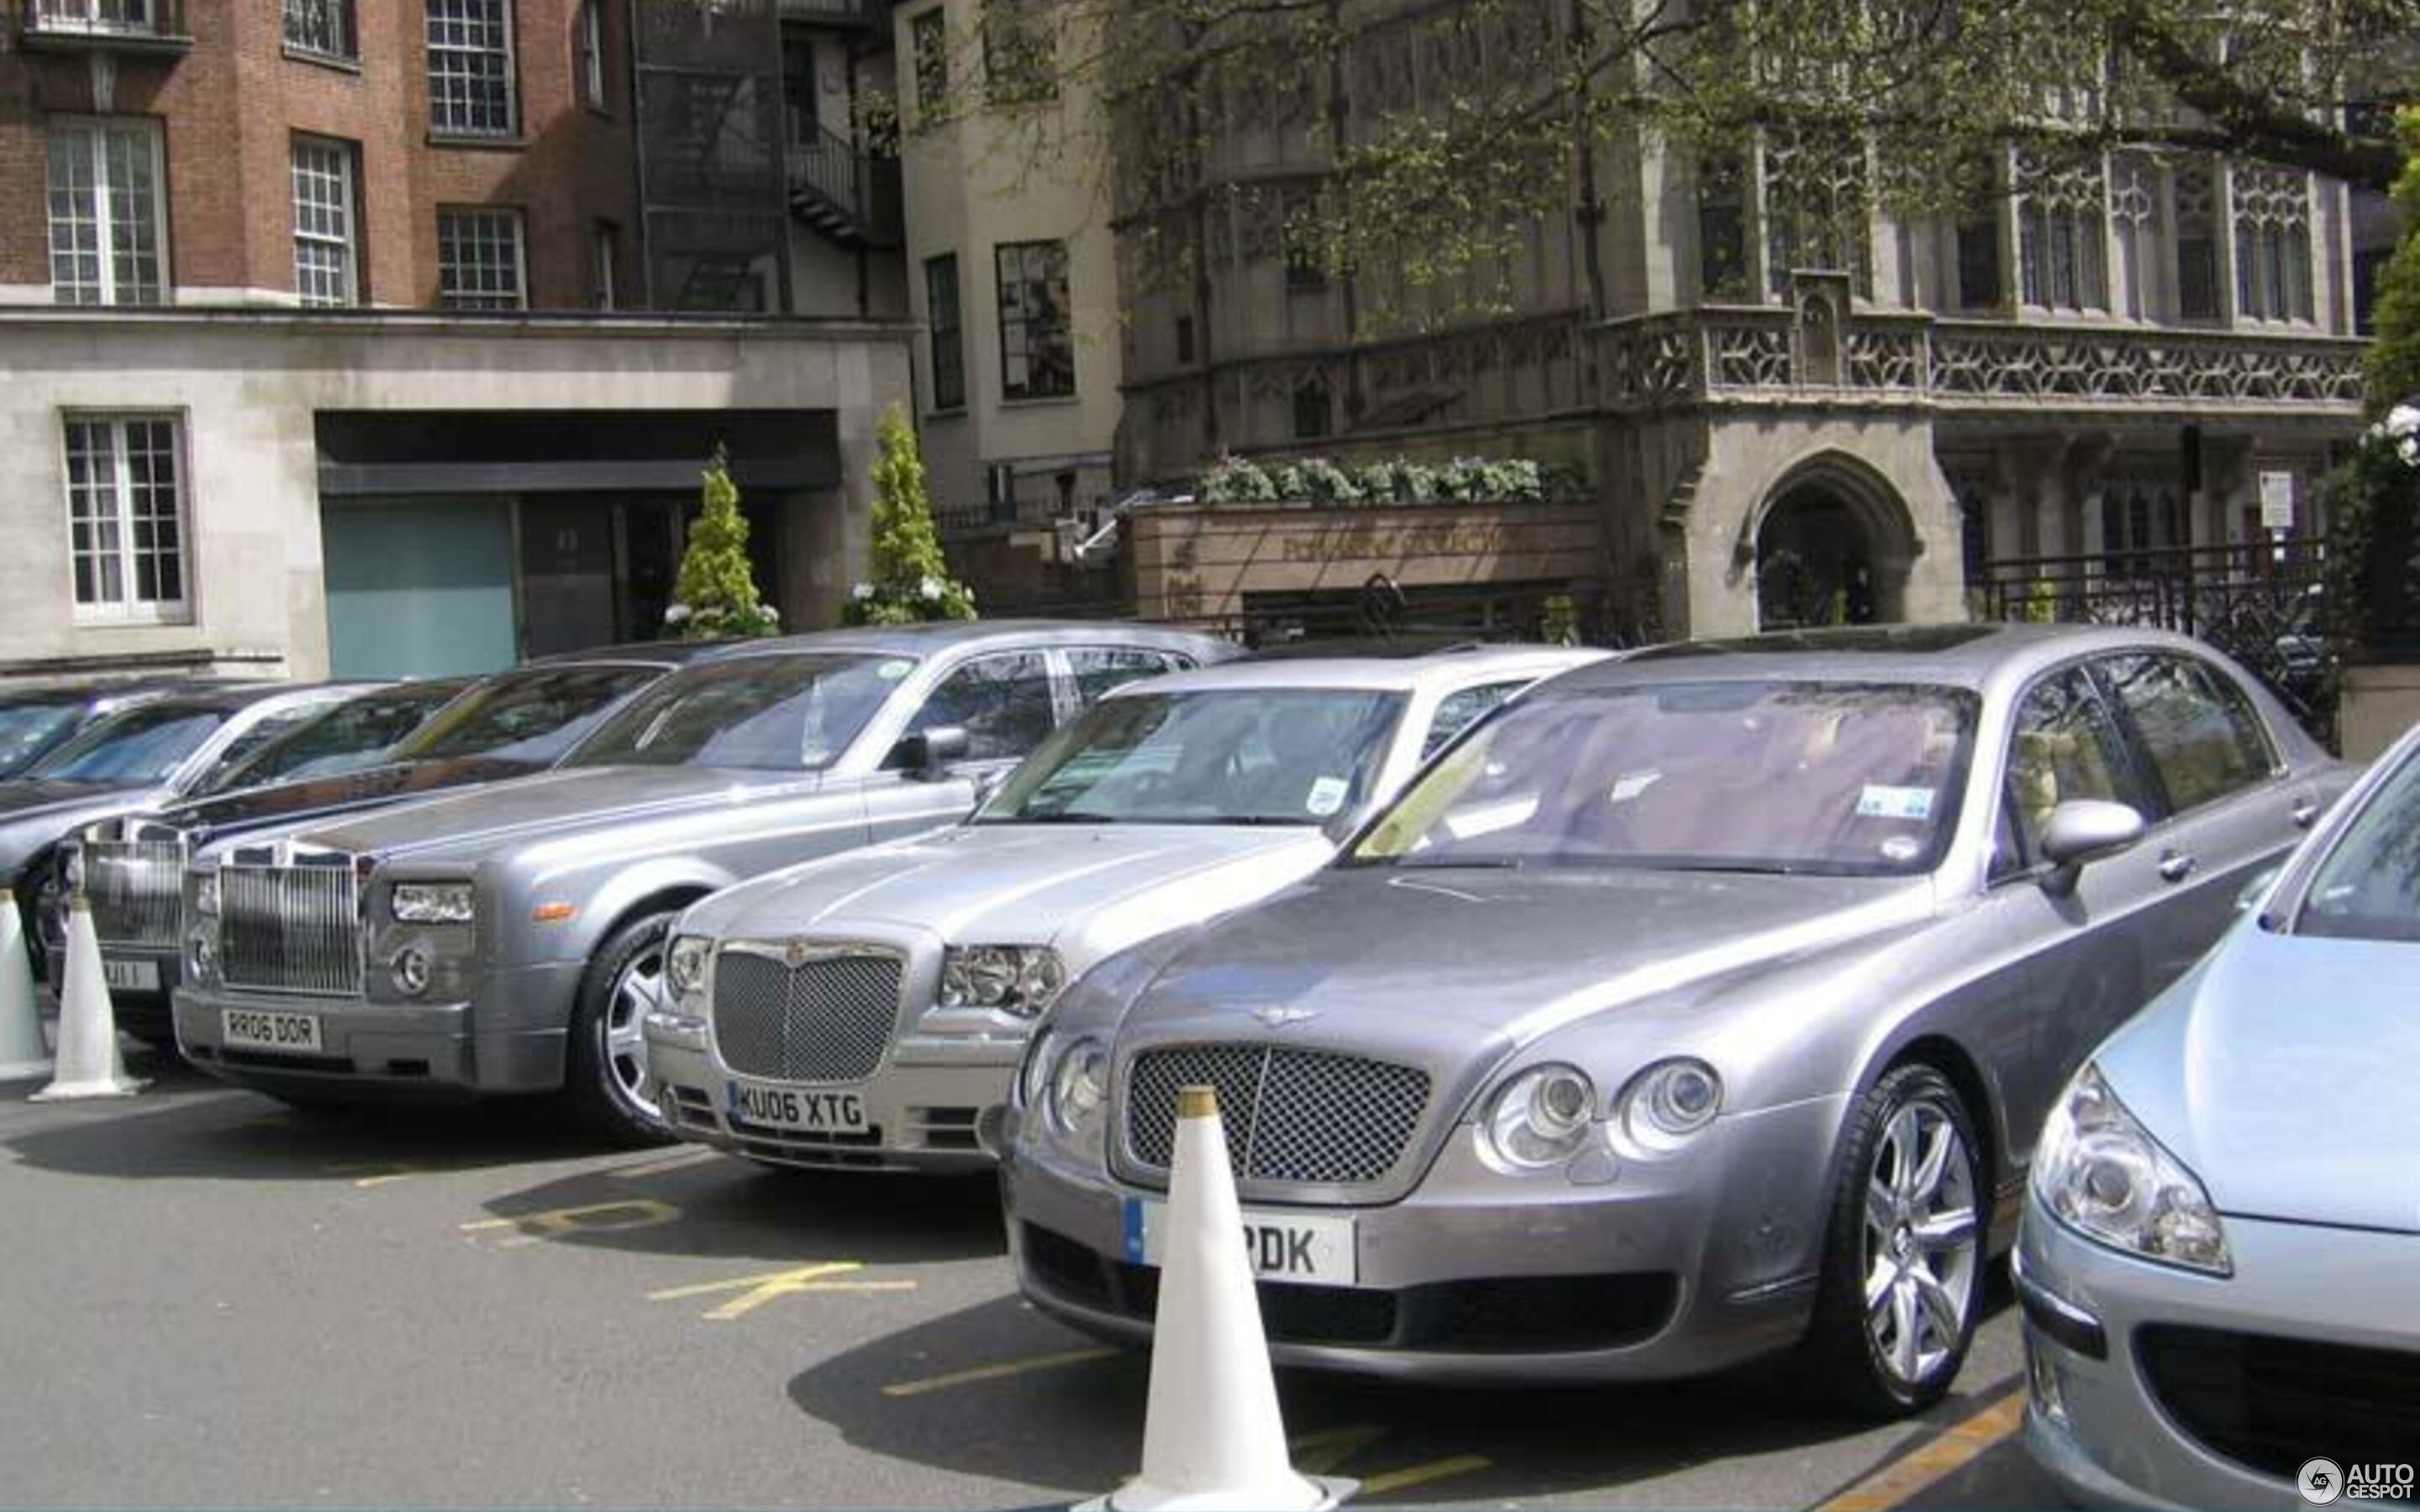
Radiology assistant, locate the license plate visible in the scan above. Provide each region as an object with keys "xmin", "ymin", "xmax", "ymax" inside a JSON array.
[
  {"xmin": 222, "ymin": 1009, "xmax": 323, "ymax": 1054},
  {"xmin": 102, "ymin": 957, "xmax": 160, "ymax": 992},
  {"xmin": 1123, "ymin": 1197, "xmax": 1358, "ymax": 1284},
  {"xmin": 723, "ymin": 1079, "xmax": 869, "ymax": 1133}
]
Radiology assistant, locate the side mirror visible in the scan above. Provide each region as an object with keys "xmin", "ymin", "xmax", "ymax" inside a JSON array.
[
  {"xmin": 892, "ymin": 725, "xmax": 970, "ymax": 779},
  {"xmin": 2039, "ymin": 799, "xmax": 2145, "ymax": 895}
]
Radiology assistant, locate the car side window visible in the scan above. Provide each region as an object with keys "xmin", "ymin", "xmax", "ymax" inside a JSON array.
[
  {"xmin": 204, "ymin": 706, "xmax": 326, "ymax": 775},
  {"xmin": 1423, "ymin": 680, "xmax": 1528, "ymax": 759},
  {"xmin": 1066, "ymin": 648, "xmax": 1185, "ymax": 706},
  {"xmin": 2097, "ymin": 654, "xmax": 2276, "ymax": 815},
  {"xmin": 1996, "ymin": 669, "xmax": 2135, "ymax": 879},
  {"xmin": 906, "ymin": 652, "xmax": 1057, "ymax": 763}
]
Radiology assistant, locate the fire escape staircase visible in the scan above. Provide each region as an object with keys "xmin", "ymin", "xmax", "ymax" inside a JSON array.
[{"xmin": 787, "ymin": 123, "xmax": 902, "ymax": 249}]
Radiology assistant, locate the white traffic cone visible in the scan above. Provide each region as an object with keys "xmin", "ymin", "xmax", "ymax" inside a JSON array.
[
  {"xmin": 0, "ymin": 889, "xmax": 52, "ymax": 1081},
  {"xmin": 1082, "ymin": 1085, "xmax": 1353, "ymax": 1512},
  {"xmin": 32, "ymin": 892, "xmax": 141, "ymax": 1100}
]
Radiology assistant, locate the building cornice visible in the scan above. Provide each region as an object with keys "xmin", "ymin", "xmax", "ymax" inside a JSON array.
[{"xmin": 0, "ymin": 307, "xmax": 919, "ymax": 343}]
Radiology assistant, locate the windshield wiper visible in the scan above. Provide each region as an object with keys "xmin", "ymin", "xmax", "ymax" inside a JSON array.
[
  {"xmin": 1385, "ymin": 855, "xmax": 1523, "ymax": 869},
  {"xmin": 986, "ymin": 810, "xmax": 1122, "ymax": 825}
]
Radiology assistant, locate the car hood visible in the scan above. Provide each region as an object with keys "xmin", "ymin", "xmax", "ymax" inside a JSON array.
[
  {"xmin": 688, "ymin": 822, "xmax": 1332, "ymax": 950},
  {"xmin": 0, "ymin": 781, "xmax": 162, "ymax": 874},
  {"xmin": 1115, "ymin": 864, "xmax": 1930, "ymax": 1062},
  {"xmin": 162, "ymin": 757, "xmax": 541, "ymax": 839},
  {"xmin": 278, "ymin": 765, "xmax": 819, "ymax": 862},
  {"xmin": 2096, "ymin": 920, "xmax": 2420, "ymax": 1236}
]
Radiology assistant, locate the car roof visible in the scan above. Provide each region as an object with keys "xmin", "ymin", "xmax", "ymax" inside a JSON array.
[
  {"xmin": 1103, "ymin": 643, "xmax": 1610, "ymax": 696},
  {"xmin": 697, "ymin": 620, "xmax": 1234, "ymax": 660},
  {"xmin": 134, "ymin": 680, "xmax": 384, "ymax": 715},
  {"xmin": 524, "ymin": 639, "xmax": 739, "ymax": 668},
  {"xmin": 1579, "ymin": 622, "xmax": 2235, "ymax": 693}
]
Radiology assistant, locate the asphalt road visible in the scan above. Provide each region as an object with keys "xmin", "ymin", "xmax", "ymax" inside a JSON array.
[{"xmin": 0, "ymin": 1043, "xmax": 2062, "ymax": 1510}]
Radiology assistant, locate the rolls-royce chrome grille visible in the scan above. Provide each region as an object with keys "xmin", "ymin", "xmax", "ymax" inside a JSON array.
[
  {"xmin": 712, "ymin": 947, "xmax": 902, "ymax": 1083},
  {"xmin": 1123, "ymin": 1045, "xmax": 1431, "ymax": 1187},
  {"xmin": 86, "ymin": 839, "xmax": 187, "ymax": 948},
  {"xmin": 218, "ymin": 862, "xmax": 363, "ymax": 996}
]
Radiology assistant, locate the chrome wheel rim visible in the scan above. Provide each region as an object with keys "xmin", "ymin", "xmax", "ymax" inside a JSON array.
[
  {"xmin": 1861, "ymin": 1098, "xmax": 1978, "ymax": 1387},
  {"xmin": 603, "ymin": 941, "xmax": 666, "ymax": 1124}
]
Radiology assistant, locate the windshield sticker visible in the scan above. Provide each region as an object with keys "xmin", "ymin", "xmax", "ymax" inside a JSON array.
[
  {"xmin": 1879, "ymin": 835, "xmax": 1923, "ymax": 864},
  {"xmin": 876, "ymin": 659, "xmax": 914, "ymax": 681},
  {"xmin": 1857, "ymin": 784, "xmax": 1935, "ymax": 821},
  {"xmin": 1306, "ymin": 775, "xmax": 1350, "ymax": 817},
  {"xmin": 1608, "ymin": 770, "xmax": 1663, "ymax": 804}
]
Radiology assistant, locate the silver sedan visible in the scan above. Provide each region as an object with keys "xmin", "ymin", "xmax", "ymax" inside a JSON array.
[
  {"xmin": 2018, "ymin": 712, "xmax": 2420, "ymax": 1509},
  {"xmin": 1005, "ymin": 624, "xmax": 2349, "ymax": 1416}
]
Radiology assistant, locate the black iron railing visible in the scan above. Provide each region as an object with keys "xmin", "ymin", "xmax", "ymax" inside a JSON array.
[{"xmin": 786, "ymin": 124, "xmax": 902, "ymax": 246}]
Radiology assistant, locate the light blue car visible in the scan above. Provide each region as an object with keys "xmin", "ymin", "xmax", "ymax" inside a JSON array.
[{"xmin": 2018, "ymin": 719, "xmax": 2420, "ymax": 1509}]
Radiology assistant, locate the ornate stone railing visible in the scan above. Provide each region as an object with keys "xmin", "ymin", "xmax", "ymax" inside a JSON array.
[{"xmin": 1593, "ymin": 307, "xmax": 2367, "ymax": 415}]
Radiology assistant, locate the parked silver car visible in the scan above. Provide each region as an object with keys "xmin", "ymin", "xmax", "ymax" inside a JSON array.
[
  {"xmin": 1006, "ymin": 624, "xmax": 2350, "ymax": 1415},
  {"xmin": 648, "ymin": 644, "xmax": 1606, "ymax": 1171},
  {"xmin": 173, "ymin": 622, "xmax": 1230, "ymax": 1141},
  {"xmin": 54, "ymin": 649, "xmax": 721, "ymax": 1044},
  {"xmin": 2018, "ymin": 713, "xmax": 2420, "ymax": 1509}
]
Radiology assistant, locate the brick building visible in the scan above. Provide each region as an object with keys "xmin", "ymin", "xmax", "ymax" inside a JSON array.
[{"xmin": 0, "ymin": 0, "xmax": 909, "ymax": 680}]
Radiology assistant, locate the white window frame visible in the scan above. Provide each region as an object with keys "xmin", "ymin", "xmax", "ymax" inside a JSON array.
[
  {"xmin": 45, "ymin": 116, "xmax": 169, "ymax": 307},
  {"xmin": 60, "ymin": 411, "xmax": 194, "ymax": 627},
  {"xmin": 281, "ymin": 0, "xmax": 356, "ymax": 60},
  {"xmin": 436, "ymin": 206, "xmax": 528, "ymax": 310},
  {"xmin": 427, "ymin": 0, "xmax": 518, "ymax": 138},
  {"xmin": 576, "ymin": 0, "xmax": 606, "ymax": 112},
  {"xmin": 592, "ymin": 221, "xmax": 618, "ymax": 310},
  {"xmin": 290, "ymin": 134, "xmax": 360, "ymax": 307}
]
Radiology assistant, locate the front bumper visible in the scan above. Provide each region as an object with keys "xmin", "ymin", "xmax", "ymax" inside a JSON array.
[
  {"xmin": 2018, "ymin": 1193, "xmax": 2420, "ymax": 1512},
  {"xmin": 172, "ymin": 960, "xmax": 587, "ymax": 1099},
  {"xmin": 44, "ymin": 940, "xmax": 180, "ymax": 1035},
  {"xmin": 648, "ymin": 1021, "xmax": 1016, "ymax": 1173},
  {"xmin": 1004, "ymin": 1094, "xmax": 1845, "ymax": 1384}
]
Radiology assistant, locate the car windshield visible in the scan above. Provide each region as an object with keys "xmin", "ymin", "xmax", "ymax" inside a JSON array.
[
  {"xmin": 185, "ymin": 685, "xmax": 458, "ymax": 797},
  {"xmin": 25, "ymin": 702, "xmax": 234, "ymax": 785},
  {"xmin": 981, "ymin": 688, "xmax": 1408, "ymax": 827},
  {"xmin": 1347, "ymin": 680, "xmax": 1978, "ymax": 877},
  {"xmin": 0, "ymin": 701, "xmax": 86, "ymax": 779},
  {"xmin": 565, "ymin": 654, "xmax": 899, "ymax": 771},
  {"xmin": 2294, "ymin": 747, "xmax": 2420, "ymax": 942},
  {"xmin": 389, "ymin": 665, "xmax": 660, "ymax": 765}
]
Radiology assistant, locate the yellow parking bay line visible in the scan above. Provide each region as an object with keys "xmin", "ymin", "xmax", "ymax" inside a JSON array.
[
  {"xmin": 1359, "ymin": 1454, "xmax": 1493, "ymax": 1497},
  {"xmin": 606, "ymin": 1147, "xmax": 723, "ymax": 1181},
  {"xmin": 648, "ymin": 1262, "xmax": 917, "ymax": 1320},
  {"xmin": 880, "ymin": 1346, "xmax": 1123, "ymax": 1398},
  {"xmin": 1813, "ymin": 1389, "xmax": 2024, "ymax": 1512}
]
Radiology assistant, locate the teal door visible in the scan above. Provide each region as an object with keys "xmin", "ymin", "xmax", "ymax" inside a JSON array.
[{"xmin": 322, "ymin": 499, "xmax": 518, "ymax": 678}]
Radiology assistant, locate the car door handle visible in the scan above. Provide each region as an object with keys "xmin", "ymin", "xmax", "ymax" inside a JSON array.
[
  {"xmin": 2291, "ymin": 798, "xmax": 2322, "ymax": 829},
  {"xmin": 2158, "ymin": 851, "xmax": 2198, "ymax": 884}
]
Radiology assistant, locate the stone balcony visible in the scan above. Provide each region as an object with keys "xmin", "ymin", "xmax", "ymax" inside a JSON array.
[{"xmin": 1596, "ymin": 305, "xmax": 2368, "ymax": 420}]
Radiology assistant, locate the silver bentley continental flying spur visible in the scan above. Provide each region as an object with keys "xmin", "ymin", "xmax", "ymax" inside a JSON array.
[{"xmin": 1004, "ymin": 624, "xmax": 2350, "ymax": 1415}]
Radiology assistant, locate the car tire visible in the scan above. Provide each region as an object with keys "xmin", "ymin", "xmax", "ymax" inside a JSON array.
[
  {"xmin": 563, "ymin": 910, "xmax": 679, "ymax": 1148},
  {"xmin": 1797, "ymin": 1061, "xmax": 1986, "ymax": 1419}
]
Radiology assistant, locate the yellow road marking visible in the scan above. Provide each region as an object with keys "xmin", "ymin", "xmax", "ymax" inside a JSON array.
[
  {"xmin": 879, "ymin": 1345, "xmax": 1123, "ymax": 1398},
  {"xmin": 1360, "ymin": 1454, "xmax": 1493, "ymax": 1497},
  {"xmin": 326, "ymin": 1161, "xmax": 421, "ymax": 1187},
  {"xmin": 1813, "ymin": 1389, "xmax": 2024, "ymax": 1512},
  {"xmin": 647, "ymin": 1262, "xmax": 917, "ymax": 1320},
  {"xmin": 459, "ymin": 1199, "xmax": 680, "ymax": 1248},
  {"xmin": 1290, "ymin": 1425, "xmax": 1388, "ymax": 1476},
  {"xmin": 606, "ymin": 1147, "xmax": 722, "ymax": 1181}
]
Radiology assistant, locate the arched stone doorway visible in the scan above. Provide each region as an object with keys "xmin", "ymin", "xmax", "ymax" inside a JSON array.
[{"xmin": 1751, "ymin": 457, "xmax": 1919, "ymax": 630}]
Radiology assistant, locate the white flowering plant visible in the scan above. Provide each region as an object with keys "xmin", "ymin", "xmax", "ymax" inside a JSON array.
[{"xmin": 2319, "ymin": 395, "xmax": 2420, "ymax": 658}]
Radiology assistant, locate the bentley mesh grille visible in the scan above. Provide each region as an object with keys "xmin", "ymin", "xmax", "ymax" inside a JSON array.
[
  {"xmin": 86, "ymin": 839, "xmax": 186, "ymax": 948},
  {"xmin": 218, "ymin": 863, "xmax": 362, "ymax": 996},
  {"xmin": 1124, "ymin": 1045, "xmax": 1430, "ymax": 1186},
  {"xmin": 712, "ymin": 949, "xmax": 902, "ymax": 1083}
]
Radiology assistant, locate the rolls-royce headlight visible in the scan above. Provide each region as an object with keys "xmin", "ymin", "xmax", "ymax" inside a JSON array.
[
  {"xmin": 392, "ymin": 882, "xmax": 475, "ymax": 924},
  {"xmin": 191, "ymin": 870, "xmax": 219, "ymax": 919},
  {"xmin": 665, "ymin": 935, "xmax": 712, "ymax": 1000},
  {"xmin": 1617, "ymin": 1058, "xmax": 1723, "ymax": 1152},
  {"xmin": 1046, "ymin": 1037, "xmax": 1108, "ymax": 1136},
  {"xmin": 2034, "ymin": 1063, "xmax": 2230, "ymax": 1276},
  {"xmin": 941, "ymin": 945, "xmax": 1067, "ymax": 1018},
  {"xmin": 1481, "ymin": 1063, "xmax": 1597, "ymax": 1168}
]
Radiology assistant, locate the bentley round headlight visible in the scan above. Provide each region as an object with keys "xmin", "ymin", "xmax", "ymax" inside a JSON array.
[
  {"xmin": 1481, "ymin": 1063, "xmax": 1597, "ymax": 1169},
  {"xmin": 392, "ymin": 946, "xmax": 432, "ymax": 997},
  {"xmin": 1618, "ymin": 1058, "xmax": 1723, "ymax": 1152},
  {"xmin": 1047, "ymin": 1038, "xmax": 1108, "ymax": 1135},
  {"xmin": 665, "ymin": 935, "xmax": 712, "ymax": 1000},
  {"xmin": 1018, "ymin": 1030, "xmax": 1057, "ymax": 1111}
]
